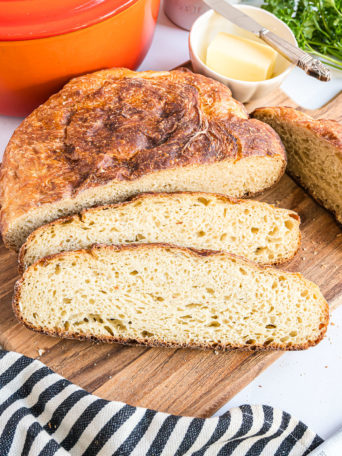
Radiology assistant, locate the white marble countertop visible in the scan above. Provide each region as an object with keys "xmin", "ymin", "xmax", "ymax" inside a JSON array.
[{"xmin": 0, "ymin": 2, "xmax": 341, "ymax": 441}]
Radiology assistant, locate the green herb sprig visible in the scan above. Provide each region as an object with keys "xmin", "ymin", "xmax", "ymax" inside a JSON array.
[{"xmin": 262, "ymin": 0, "xmax": 342, "ymax": 70}]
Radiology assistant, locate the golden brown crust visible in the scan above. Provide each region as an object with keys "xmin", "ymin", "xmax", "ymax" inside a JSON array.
[
  {"xmin": 13, "ymin": 242, "xmax": 328, "ymax": 351},
  {"xmin": 0, "ymin": 68, "xmax": 286, "ymax": 245},
  {"xmin": 252, "ymin": 106, "xmax": 342, "ymax": 152},
  {"xmin": 17, "ymin": 191, "xmax": 301, "ymax": 273}
]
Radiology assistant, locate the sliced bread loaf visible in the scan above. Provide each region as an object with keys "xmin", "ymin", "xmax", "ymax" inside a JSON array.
[
  {"xmin": 1, "ymin": 68, "xmax": 286, "ymax": 251},
  {"xmin": 252, "ymin": 106, "xmax": 342, "ymax": 224},
  {"xmin": 19, "ymin": 192, "xmax": 301, "ymax": 271},
  {"xmin": 14, "ymin": 244, "xmax": 328, "ymax": 351}
]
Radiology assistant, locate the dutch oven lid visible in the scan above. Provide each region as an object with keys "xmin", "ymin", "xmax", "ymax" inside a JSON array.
[{"xmin": 0, "ymin": 0, "xmax": 139, "ymax": 40}]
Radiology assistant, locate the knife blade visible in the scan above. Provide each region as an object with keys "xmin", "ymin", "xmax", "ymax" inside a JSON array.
[
  {"xmin": 204, "ymin": 0, "xmax": 263, "ymax": 35},
  {"xmin": 203, "ymin": 0, "xmax": 331, "ymax": 81}
]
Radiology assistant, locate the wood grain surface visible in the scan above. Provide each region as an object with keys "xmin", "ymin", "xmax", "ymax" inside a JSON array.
[{"xmin": 0, "ymin": 79, "xmax": 341, "ymax": 418}]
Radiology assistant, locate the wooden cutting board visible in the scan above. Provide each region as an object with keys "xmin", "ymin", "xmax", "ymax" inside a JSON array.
[{"xmin": 1, "ymin": 83, "xmax": 341, "ymax": 419}]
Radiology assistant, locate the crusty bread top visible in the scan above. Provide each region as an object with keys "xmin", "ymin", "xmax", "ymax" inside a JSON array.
[
  {"xmin": 0, "ymin": 68, "xmax": 285, "ymax": 239},
  {"xmin": 252, "ymin": 106, "xmax": 342, "ymax": 151}
]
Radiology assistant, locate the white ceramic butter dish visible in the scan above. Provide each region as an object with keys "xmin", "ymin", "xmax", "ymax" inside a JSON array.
[{"xmin": 189, "ymin": 5, "xmax": 297, "ymax": 102}]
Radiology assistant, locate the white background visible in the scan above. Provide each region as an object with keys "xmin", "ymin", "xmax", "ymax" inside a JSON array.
[{"xmin": 0, "ymin": 2, "xmax": 341, "ymax": 440}]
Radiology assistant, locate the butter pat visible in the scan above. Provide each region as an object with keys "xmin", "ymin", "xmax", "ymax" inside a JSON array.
[{"xmin": 206, "ymin": 32, "xmax": 277, "ymax": 82}]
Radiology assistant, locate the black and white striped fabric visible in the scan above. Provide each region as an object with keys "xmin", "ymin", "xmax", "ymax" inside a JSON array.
[{"xmin": 0, "ymin": 350, "xmax": 323, "ymax": 456}]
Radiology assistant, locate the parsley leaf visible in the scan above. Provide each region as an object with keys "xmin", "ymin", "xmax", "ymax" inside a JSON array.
[{"xmin": 262, "ymin": 0, "xmax": 342, "ymax": 70}]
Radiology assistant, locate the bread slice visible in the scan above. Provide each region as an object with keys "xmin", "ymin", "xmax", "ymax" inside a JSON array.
[
  {"xmin": 0, "ymin": 68, "xmax": 286, "ymax": 251},
  {"xmin": 19, "ymin": 192, "xmax": 301, "ymax": 271},
  {"xmin": 252, "ymin": 106, "xmax": 342, "ymax": 224},
  {"xmin": 14, "ymin": 244, "xmax": 328, "ymax": 351}
]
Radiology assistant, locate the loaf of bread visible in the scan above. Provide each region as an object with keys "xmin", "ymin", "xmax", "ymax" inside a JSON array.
[
  {"xmin": 19, "ymin": 192, "xmax": 301, "ymax": 271},
  {"xmin": 14, "ymin": 244, "xmax": 328, "ymax": 351},
  {"xmin": 0, "ymin": 68, "xmax": 286, "ymax": 251},
  {"xmin": 252, "ymin": 106, "xmax": 342, "ymax": 224}
]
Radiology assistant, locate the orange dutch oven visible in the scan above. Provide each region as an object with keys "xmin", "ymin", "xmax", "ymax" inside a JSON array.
[{"xmin": 0, "ymin": 0, "xmax": 160, "ymax": 116}]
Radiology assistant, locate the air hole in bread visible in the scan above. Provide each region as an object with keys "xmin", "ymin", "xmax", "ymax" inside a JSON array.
[
  {"xmin": 186, "ymin": 303, "xmax": 201, "ymax": 308},
  {"xmin": 104, "ymin": 325, "xmax": 114, "ymax": 336},
  {"xmin": 285, "ymin": 220, "xmax": 294, "ymax": 230},
  {"xmin": 90, "ymin": 315, "xmax": 104, "ymax": 324},
  {"xmin": 264, "ymin": 338, "xmax": 274, "ymax": 346},
  {"xmin": 197, "ymin": 197, "xmax": 211, "ymax": 206},
  {"xmin": 269, "ymin": 227, "xmax": 279, "ymax": 236},
  {"xmin": 208, "ymin": 321, "xmax": 221, "ymax": 328}
]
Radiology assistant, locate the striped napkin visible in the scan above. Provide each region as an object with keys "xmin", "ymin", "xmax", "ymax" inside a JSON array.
[{"xmin": 0, "ymin": 350, "xmax": 323, "ymax": 456}]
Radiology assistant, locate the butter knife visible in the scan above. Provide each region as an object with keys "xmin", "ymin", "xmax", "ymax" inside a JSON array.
[{"xmin": 203, "ymin": 0, "xmax": 331, "ymax": 81}]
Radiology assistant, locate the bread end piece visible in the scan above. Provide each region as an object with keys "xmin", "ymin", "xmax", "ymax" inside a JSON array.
[{"xmin": 252, "ymin": 106, "xmax": 342, "ymax": 225}]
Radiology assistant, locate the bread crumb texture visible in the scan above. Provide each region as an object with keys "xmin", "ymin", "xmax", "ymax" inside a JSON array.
[
  {"xmin": 14, "ymin": 244, "xmax": 328, "ymax": 351},
  {"xmin": 20, "ymin": 192, "xmax": 300, "ymax": 270}
]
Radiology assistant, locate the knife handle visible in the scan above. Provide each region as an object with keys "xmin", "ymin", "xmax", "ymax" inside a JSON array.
[{"xmin": 260, "ymin": 29, "xmax": 331, "ymax": 82}]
